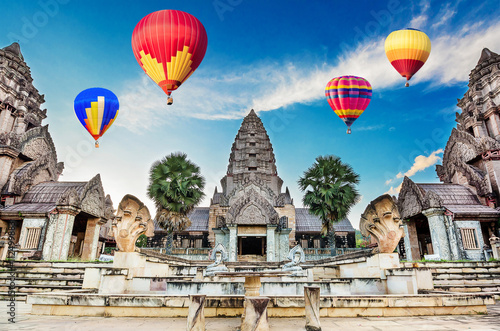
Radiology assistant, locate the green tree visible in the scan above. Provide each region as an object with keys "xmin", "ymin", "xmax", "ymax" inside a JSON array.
[
  {"xmin": 147, "ymin": 152, "xmax": 205, "ymax": 253},
  {"xmin": 298, "ymin": 155, "xmax": 360, "ymax": 253}
]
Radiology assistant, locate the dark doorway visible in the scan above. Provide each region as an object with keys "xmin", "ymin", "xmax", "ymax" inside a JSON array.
[
  {"xmin": 239, "ymin": 237, "xmax": 265, "ymax": 255},
  {"xmin": 416, "ymin": 218, "xmax": 433, "ymax": 257}
]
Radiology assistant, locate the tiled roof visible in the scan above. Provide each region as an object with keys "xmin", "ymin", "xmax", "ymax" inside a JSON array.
[
  {"xmin": 417, "ymin": 183, "xmax": 500, "ymax": 217},
  {"xmin": 417, "ymin": 184, "xmax": 481, "ymax": 205},
  {"xmin": 21, "ymin": 182, "xmax": 87, "ymax": 204},
  {"xmin": 295, "ymin": 208, "xmax": 355, "ymax": 233},
  {"xmin": 2, "ymin": 203, "xmax": 56, "ymax": 214}
]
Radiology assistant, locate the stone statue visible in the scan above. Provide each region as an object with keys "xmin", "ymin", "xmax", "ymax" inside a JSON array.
[
  {"xmin": 360, "ymin": 194, "xmax": 404, "ymax": 253},
  {"xmin": 282, "ymin": 244, "xmax": 305, "ymax": 275},
  {"xmin": 205, "ymin": 243, "xmax": 229, "ymax": 276},
  {"xmin": 111, "ymin": 194, "xmax": 154, "ymax": 252}
]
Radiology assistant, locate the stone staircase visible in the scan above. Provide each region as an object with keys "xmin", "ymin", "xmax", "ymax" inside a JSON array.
[
  {"xmin": 0, "ymin": 260, "xmax": 108, "ymax": 301},
  {"xmin": 417, "ymin": 261, "xmax": 500, "ymax": 298}
]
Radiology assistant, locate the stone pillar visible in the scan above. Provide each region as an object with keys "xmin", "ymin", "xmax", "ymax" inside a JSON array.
[
  {"xmin": 304, "ymin": 286, "xmax": 321, "ymax": 331},
  {"xmin": 266, "ymin": 225, "xmax": 276, "ymax": 261},
  {"xmin": 241, "ymin": 297, "xmax": 269, "ymax": 331},
  {"xmin": 228, "ymin": 224, "xmax": 238, "ymax": 262},
  {"xmin": 277, "ymin": 228, "xmax": 291, "ymax": 261},
  {"xmin": 490, "ymin": 236, "xmax": 500, "ymax": 259},
  {"xmin": 81, "ymin": 218, "xmax": 103, "ymax": 261},
  {"xmin": 422, "ymin": 208, "xmax": 452, "ymax": 260},
  {"xmin": 244, "ymin": 276, "xmax": 261, "ymax": 296},
  {"xmin": 42, "ymin": 207, "xmax": 79, "ymax": 261},
  {"xmin": 443, "ymin": 213, "xmax": 461, "ymax": 260},
  {"xmin": 187, "ymin": 294, "xmax": 206, "ymax": 331},
  {"xmin": 404, "ymin": 220, "xmax": 420, "ymax": 261}
]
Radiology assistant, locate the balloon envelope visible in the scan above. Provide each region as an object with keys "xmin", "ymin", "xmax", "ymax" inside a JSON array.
[
  {"xmin": 74, "ymin": 88, "xmax": 119, "ymax": 142},
  {"xmin": 385, "ymin": 28, "xmax": 431, "ymax": 85},
  {"xmin": 131, "ymin": 10, "xmax": 208, "ymax": 98},
  {"xmin": 325, "ymin": 76, "xmax": 372, "ymax": 133}
]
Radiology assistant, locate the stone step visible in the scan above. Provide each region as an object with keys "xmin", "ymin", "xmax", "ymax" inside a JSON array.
[
  {"xmin": 0, "ymin": 292, "xmax": 27, "ymax": 301},
  {"xmin": 0, "ymin": 284, "xmax": 82, "ymax": 293},
  {"xmin": 0, "ymin": 266, "xmax": 86, "ymax": 274},
  {"xmin": 418, "ymin": 262, "xmax": 500, "ymax": 269},
  {"xmin": 434, "ymin": 278, "xmax": 500, "ymax": 286},
  {"xmin": 434, "ymin": 284, "xmax": 500, "ymax": 292},
  {"xmin": 433, "ymin": 272, "xmax": 500, "ymax": 280},
  {"xmin": 433, "ymin": 267, "xmax": 500, "ymax": 274},
  {"xmin": 0, "ymin": 277, "xmax": 83, "ymax": 286},
  {"xmin": 0, "ymin": 271, "xmax": 84, "ymax": 279}
]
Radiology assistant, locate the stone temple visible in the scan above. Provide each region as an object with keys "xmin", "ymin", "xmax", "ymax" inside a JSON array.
[
  {"xmin": 399, "ymin": 48, "xmax": 500, "ymax": 261},
  {"xmin": 151, "ymin": 110, "xmax": 356, "ymax": 261},
  {"xmin": 0, "ymin": 43, "xmax": 114, "ymax": 261}
]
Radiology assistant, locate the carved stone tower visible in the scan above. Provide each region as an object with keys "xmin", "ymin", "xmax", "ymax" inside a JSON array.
[
  {"xmin": 221, "ymin": 109, "xmax": 283, "ymax": 195},
  {"xmin": 456, "ymin": 48, "xmax": 500, "ymax": 139},
  {"xmin": 208, "ymin": 110, "xmax": 295, "ymax": 262},
  {"xmin": 0, "ymin": 42, "xmax": 63, "ymax": 205}
]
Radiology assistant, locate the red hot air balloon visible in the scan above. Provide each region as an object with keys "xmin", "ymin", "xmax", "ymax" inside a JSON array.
[
  {"xmin": 325, "ymin": 76, "xmax": 372, "ymax": 134},
  {"xmin": 131, "ymin": 10, "xmax": 208, "ymax": 105}
]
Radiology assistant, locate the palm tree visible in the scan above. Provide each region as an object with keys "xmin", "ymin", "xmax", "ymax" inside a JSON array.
[
  {"xmin": 298, "ymin": 155, "xmax": 360, "ymax": 254},
  {"xmin": 147, "ymin": 152, "xmax": 205, "ymax": 253}
]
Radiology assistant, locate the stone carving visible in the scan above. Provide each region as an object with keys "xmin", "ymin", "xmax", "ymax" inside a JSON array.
[
  {"xmin": 282, "ymin": 244, "xmax": 305, "ymax": 275},
  {"xmin": 103, "ymin": 194, "xmax": 115, "ymax": 220},
  {"xmin": 490, "ymin": 236, "xmax": 500, "ymax": 260},
  {"xmin": 7, "ymin": 152, "xmax": 57, "ymax": 196},
  {"xmin": 304, "ymin": 286, "xmax": 321, "ymax": 331},
  {"xmin": 112, "ymin": 194, "xmax": 154, "ymax": 252},
  {"xmin": 361, "ymin": 194, "xmax": 404, "ymax": 254},
  {"xmin": 56, "ymin": 188, "xmax": 80, "ymax": 207},
  {"xmin": 205, "ymin": 243, "xmax": 229, "ymax": 276},
  {"xmin": 226, "ymin": 188, "xmax": 279, "ymax": 225},
  {"xmin": 80, "ymin": 174, "xmax": 105, "ymax": 218},
  {"xmin": 240, "ymin": 204, "xmax": 266, "ymax": 224},
  {"xmin": 241, "ymin": 297, "xmax": 270, "ymax": 331},
  {"xmin": 187, "ymin": 295, "xmax": 206, "ymax": 331}
]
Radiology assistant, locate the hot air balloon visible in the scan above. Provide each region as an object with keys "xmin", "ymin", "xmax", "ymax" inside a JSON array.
[
  {"xmin": 385, "ymin": 28, "xmax": 431, "ymax": 87},
  {"xmin": 325, "ymin": 76, "xmax": 372, "ymax": 134},
  {"xmin": 131, "ymin": 10, "xmax": 208, "ymax": 105},
  {"xmin": 74, "ymin": 88, "xmax": 119, "ymax": 148}
]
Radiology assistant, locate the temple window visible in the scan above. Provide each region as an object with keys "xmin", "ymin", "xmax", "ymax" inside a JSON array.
[
  {"xmin": 249, "ymin": 153, "xmax": 256, "ymax": 157},
  {"xmin": 249, "ymin": 142, "xmax": 256, "ymax": 146},
  {"xmin": 460, "ymin": 228, "xmax": 479, "ymax": 249},
  {"xmin": 22, "ymin": 227, "xmax": 41, "ymax": 249},
  {"xmin": 248, "ymin": 167, "xmax": 257, "ymax": 171}
]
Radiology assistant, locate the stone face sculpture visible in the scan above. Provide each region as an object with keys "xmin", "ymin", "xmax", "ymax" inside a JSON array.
[
  {"xmin": 111, "ymin": 194, "xmax": 154, "ymax": 252},
  {"xmin": 360, "ymin": 194, "xmax": 404, "ymax": 253},
  {"xmin": 205, "ymin": 243, "xmax": 229, "ymax": 276},
  {"xmin": 282, "ymin": 244, "xmax": 305, "ymax": 275}
]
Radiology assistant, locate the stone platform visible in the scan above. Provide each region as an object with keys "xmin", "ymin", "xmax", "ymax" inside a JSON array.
[{"xmin": 27, "ymin": 292, "xmax": 494, "ymax": 317}]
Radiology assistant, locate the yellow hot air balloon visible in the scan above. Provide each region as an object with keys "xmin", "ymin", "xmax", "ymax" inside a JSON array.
[{"xmin": 385, "ymin": 28, "xmax": 431, "ymax": 87}]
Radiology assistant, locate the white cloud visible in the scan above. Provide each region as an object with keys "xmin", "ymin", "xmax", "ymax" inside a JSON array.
[
  {"xmin": 385, "ymin": 178, "xmax": 393, "ymax": 185},
  {"xmin": 431, "ymin": 5, "xmax": 457, "ymax": 29},
  {"xmin": 410, "ymin": 15, "xmax": 428, "ymax": 30},
  {"xmin": 117, "ymin": 18, "xmax": 500, "ymax": 132},
  {"xmin": 397, "ymin": 149, "xmax": 443, "ymax": 178},
  {"xmin": 385, "ymin": 182, "xmax": 403, "ymax": 195}
]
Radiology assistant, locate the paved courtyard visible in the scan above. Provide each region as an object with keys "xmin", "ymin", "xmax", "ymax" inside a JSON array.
[{"xmin": 1, "ymin": 301, "xmax": 500, "ymax": 331}]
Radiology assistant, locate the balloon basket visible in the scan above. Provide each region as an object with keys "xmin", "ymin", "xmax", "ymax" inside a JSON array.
[
  {"xmin": 347, "ymin": 128, "xmax": 352, "ymax": 134},
  {"xmin": 95, "ymin": 141, "xmax": 99, "ymax": 148},
  {"xmin": 167, "ymin": 97, "xmax": 173, "ymax": 105},
  {"xmin": 405, "ymin": 82, "xmax": 409, "ymax": 87}
]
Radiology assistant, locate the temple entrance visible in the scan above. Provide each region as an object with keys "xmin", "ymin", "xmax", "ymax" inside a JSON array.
[
  {"xmin": 238, "ymin": 236, "xmax": 265, "ymax": 256},
  {"xmin": 416, "ymin": 218, "xmax": 433, "ymax": 258}
]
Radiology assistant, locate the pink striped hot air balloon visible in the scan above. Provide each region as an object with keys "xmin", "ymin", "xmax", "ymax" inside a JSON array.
[{"xmin": 325, "ymin": 76, "xmax": 372, "ymax": 134}]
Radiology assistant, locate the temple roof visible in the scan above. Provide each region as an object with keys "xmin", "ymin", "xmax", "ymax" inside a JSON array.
[
  {"xmin": 156, "ymin": 207, "xmax": 355, "ymax": 233},
  {"xmin": 295, "ymin": 208, "xmax": 355, "ymax": 233},
  {"xmin": 398, "ymin": 176, "xmax": 500, "ymax": 219}
]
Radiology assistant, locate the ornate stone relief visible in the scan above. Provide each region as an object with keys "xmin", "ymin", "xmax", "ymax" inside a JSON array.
[
  {"xmin": 80, "ymin": 174, "xmax": 105, "ymax": 218},
  {"xmin": 226, "ymin": 188, "xmax": 279, "ymax": 225},
  {"xmin": 360, "ymin": 194, "xmax": 404, "ymax": 253},
  {"xmin": 282, "ymin": 244, "xmax": 305, "ymax": 275},
  {"xmin": 112, "ymin": 194, "xmax": 153, "ymax": 252},
  {"xmin": 8, "ymin": 152, "xmax": 57, "ymax": 196},
  {"xmin": 19, "ymin": 125, "xmax": 58, "ymax": 161},
  {"xmin": 397, "ymin": 176, "xmax": 427, "ymax": 219},
  {"xmin": 56, "ymin": 188, "xmax": 81, "ymax": 208},
  {"xmin": 205, "ymin": 243, "xmax": 229, "ymax": 276}
]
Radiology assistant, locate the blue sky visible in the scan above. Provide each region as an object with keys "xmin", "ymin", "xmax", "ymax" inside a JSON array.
[{"xmin": 1, "ymin": 0, "xmax": 500, "ymax": 229}]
